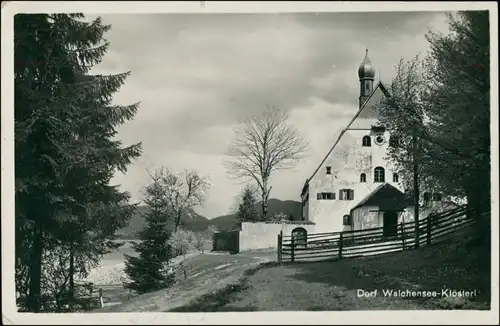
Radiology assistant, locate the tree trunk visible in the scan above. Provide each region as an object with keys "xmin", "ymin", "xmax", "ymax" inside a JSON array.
[
  {"xmin": 69, "ymin": 242, "xmax": 75, "ymax": 310},
  {"xmin": 412, "ymin": 135, "xmax": 420, "ymax": 248},
  {"xmin": 27, "ymin": 221, "xmax": 43, "ymax": 312},
  {"xmin": 261, "ymin": 181, "xmax": 271, "ymax": 221},
  {"xmin": 466, "ymin": 171, "xmax": 490, "ymax": 248},
  {"xmin": 174, "ymin": 211, "xmax": 181, "ymax": 232},
  {"xmin": 261, "ymin": 193, "xmax": 268, "ymax": 222}
]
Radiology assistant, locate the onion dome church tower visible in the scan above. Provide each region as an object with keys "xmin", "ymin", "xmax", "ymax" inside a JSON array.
[{"xmin": 358, "ymin": 49, "xmax": 376, "ymax": 108}]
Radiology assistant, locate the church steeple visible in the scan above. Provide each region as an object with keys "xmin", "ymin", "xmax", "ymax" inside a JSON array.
[{"xmin": 358, "ymin": 49, "xmax": 376, "ymax": 108}]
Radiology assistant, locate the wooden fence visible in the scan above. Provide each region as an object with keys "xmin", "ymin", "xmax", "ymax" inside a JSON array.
[{"xmin": 278, "ymin": 206, "xmax": 477, "ymax": 263}]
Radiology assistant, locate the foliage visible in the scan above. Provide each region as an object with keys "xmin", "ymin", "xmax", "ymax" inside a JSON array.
[
  {"xmin": 124, "ymin": 169, "xmax": 175, "ymax": 294},
  {"xmin": 235, "ymin": 184, "xmax": 260, "ymax": 222},
  {"xmin": 225, "ymin": 105, "xmax": 308, "ymax": 220},
  {"xmin": 375, "ymin": 11, "xmax": 490, "ymax": 245},
  {"xmin": 206, "ymin": 224, "xmax": 219, "ymax": 235},
  {"xmin": 192, "ymin": 227, "xmax": 217, "ymax": 253},
  {"xmin": 151, "ymin": 166, "xmax": 211, "ymax": 231},
  {"xmin": 270, "ymin": 212, "xmax": 288, "ymax": 222},
  {"xmin": 168, "ymin": 228, "xmax": 196, "ymax": 258},
  {"xmin": 15, "ymin": 13, "xmax": 141, "ymax": 311}
]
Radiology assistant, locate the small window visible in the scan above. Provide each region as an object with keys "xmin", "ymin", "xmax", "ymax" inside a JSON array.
[
  {"xmin": 393, "ymin": 173, "xmax": 399, "ymax": 183},
  {"xmin": 339, "ymin": 189, "xmax": 354, "ymax": 201},
  {"xmin": 317, "ymin": 192, "xmax": 336, "ymax": 200},
  {"xmin": 374, "ymin": 167, "xmax": 385, "ymax": 183},
  {"xmin": 360, "ymin": 173, "xmax": 366, "ymax": 183},
  {"xmin": 326, "ymin": 166, "xmax": 331, "ymax": 175},
  {"xmin": 423, "ymin": 192, "xmax": 431, "ymax": 201},
  {"xmin": 362, "ymin": 136, "xmax": 371, "ymax": 147},
  {"xmin": 365, "ymin": 81, "xmax": 371, "ymax": 93},
  {"xmin": 343, "ymin": 214, "xmax": 352, "ymax": 226}
]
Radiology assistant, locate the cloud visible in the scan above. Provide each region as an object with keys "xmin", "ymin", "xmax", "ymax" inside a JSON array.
[{"xmin": 86, "ymin": 11, "xmax": 450, "ymax": 218}]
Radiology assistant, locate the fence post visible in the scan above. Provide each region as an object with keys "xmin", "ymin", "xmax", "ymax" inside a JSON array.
[
  {"xmin": 414, "ymin": 218, "xmax": 420, "ymax": 249},
  {"xmin": 338, "ymin": 232, "xmax": 343, "ymax": 260},
  {"xmin": 277, "ymin": 231, "xmax": 282, "ymax": 264},
  {"xmin": 291, "ymin": 236, "xmax": 295, "ymax": 263},
  {"xmin": 400, "ymin": 222, "xmax": 406, "ymax": 250},
  {"xmin": 426, "ymin": 214, "xmax": 432, "ymax": 245},
  {"xmin": 98, "ymin": 288, "xmax": 104, "ymax": 309}
]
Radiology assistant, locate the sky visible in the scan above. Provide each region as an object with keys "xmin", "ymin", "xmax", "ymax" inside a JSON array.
[{"xmin": 85, "ymin": 11, "xmax": 451, "ymax": 219}]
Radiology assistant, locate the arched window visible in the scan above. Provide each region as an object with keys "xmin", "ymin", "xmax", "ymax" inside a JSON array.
[
  {"xmin": 360, "ymin": 173, "xmax": 366, "ymax": 182},
  {"xmin": 365, "ymin": 81, "xmax": 371, "ymax": 93},
  {"xmin": 291, "ymin": 227, "xmax": 307, "ymax": 247},
  {"xmin": 362, "ymin": 136, "xmax": 371, "ymax": 147},
  {"xmin": 393, "ymin": 173, "xmax": 399, "ymax": 183},
  {"xmin": 374, "ymin": 167, "xmax": 385, "ymax": 183}
]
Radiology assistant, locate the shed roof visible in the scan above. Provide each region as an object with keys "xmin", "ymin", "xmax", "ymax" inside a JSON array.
[{"xmin": 350, "ymin": 183, "xmax": 413, "ymax": 213}]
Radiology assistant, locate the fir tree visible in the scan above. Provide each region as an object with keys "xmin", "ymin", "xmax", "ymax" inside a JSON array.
[
  {"xmin": 124, "ymin": 170, "xmax": 175, "ymax": 294},
  {"xmin": 15, "ymin": 13, "xmax": 142, "ymax": 312},
  {"xmin": 236, "ymin": 185, "xmax": 260, "ymax": 222}
]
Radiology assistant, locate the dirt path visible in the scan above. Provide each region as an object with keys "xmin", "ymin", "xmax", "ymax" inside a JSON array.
[{"xmin": 99, "ymin": 251, "xmax": 274, "ymax": 312}]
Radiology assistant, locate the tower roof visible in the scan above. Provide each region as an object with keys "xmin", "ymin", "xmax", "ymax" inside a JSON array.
[{"xmin": 358, "ymin": 49, "xmax": 376, "ymax": 79}]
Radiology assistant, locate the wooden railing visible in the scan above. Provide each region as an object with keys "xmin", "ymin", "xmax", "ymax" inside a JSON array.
[{"xmin": 277, "ymin": 206, "xmax": 477, "ymax": 263}]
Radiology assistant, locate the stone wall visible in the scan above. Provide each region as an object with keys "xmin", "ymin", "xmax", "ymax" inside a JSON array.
[{"xmin": 239, "ymin": 221, "xmax": 316, "ymax": 252}]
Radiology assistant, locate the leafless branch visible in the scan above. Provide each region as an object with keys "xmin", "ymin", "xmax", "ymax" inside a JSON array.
[{"xmin": 225, "ymin": 105, "xmax": 308, "ymax": 219}]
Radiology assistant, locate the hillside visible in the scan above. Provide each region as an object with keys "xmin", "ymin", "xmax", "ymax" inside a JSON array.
[
  {"xmin": 116, "ymin": 198, "xmax": 303, "ymax": 238},
  {"xmin": 115, "ymin": 206, "xmax": 211, "ymax": 239},
  {"xmin": 209, "ymin": 198, "xmax": 303, "ymax": 231}
]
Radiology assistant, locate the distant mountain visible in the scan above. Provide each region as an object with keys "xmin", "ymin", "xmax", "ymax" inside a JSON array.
[
  {"xmin": 115, "ymin": 206, "xmax": 211, "ymax": 239},
  {"xmin": 115, "ymin": 198, "xmax": 303, "ymax": 238},
  {"xmin": 208, "ymin": 198, "xmax": 303, "ymax": 231}
]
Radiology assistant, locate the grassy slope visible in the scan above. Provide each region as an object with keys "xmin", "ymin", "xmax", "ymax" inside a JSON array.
[{"xmin": 177, "ymin": 227, "xmax": 491, "ymax": 311}]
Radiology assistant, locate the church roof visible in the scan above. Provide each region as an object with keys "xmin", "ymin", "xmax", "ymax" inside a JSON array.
[
  {"xmin": 304, "ymin": 81, "xmax": 389, "ymax": 185},
  {"xmin": 358, "ymin": 49, "xmax": 376, "ymax": 79},
  {"xmin": 350, "ymin": 183, "xmax": 413, "ymax": 213}
]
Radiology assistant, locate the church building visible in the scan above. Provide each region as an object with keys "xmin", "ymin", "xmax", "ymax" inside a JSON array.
[{"xmin": 300, "ymin": 50, "xmax": 416, "ymax": 236}]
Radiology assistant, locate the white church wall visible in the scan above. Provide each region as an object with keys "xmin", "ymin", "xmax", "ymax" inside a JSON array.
[
  {"xmin": 303, "ymin": 194, "xmax": 310, "ymax": 221},
  {"xmin": 238, "ymin": 221, "xmax": 316, "ymax": 252},
  {"xmin": 307, "ymin": 125, "xmax": 403, "ymax": 233}
]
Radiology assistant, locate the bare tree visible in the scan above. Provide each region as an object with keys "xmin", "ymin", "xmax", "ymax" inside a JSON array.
[
  {"xmin": 225, "ymin": 105, "xmax": 308, "ymax": 221},
  {"xmin": 168, "ymin": 228, "xmax": 195, "ymax": 259},
  {"xmin": 192, "ymin": 231, "xmax": 209, "ymax": 253},
  {"xmin": 147, "ymin": 167, "xmax": 211, "ymax": 232}
]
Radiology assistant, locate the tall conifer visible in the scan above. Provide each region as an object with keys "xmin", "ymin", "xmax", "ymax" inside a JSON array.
[{"xmin": 15, "ymin": 13, "xmax": 142, "ymax": 311}]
